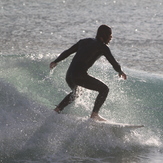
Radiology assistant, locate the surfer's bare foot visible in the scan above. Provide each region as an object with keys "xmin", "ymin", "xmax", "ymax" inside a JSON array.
[
  {"xmin": 54, "ymin": 107, "xmax": 61, "ymax": 113},
  {"xmin": 90, "ymin": 112, "xmax": 107, "ymax": 121}
]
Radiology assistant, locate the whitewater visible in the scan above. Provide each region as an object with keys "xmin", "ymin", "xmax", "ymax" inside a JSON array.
[{"xmin": 0, "ymin": 0, "xmax": 163, "ymax": 162}]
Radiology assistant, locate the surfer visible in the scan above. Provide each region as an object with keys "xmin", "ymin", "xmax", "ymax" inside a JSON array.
[{"xmin": 50, "ymin": 25, "xmax": 127, "ymax": 121}]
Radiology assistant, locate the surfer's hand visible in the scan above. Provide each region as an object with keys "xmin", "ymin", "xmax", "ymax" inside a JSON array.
[
  {"xmin": 50, "ymin": 61, "xmax": 57, "ymax": 69},
  {"xmin": 119, "ymin": 71, "xmax": 127, "ymax": 80}
]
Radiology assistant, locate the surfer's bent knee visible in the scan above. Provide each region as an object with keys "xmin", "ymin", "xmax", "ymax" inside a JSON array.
[{"xmin": 100, "ymin": 85, "xmax": 109, "ymax": 97}]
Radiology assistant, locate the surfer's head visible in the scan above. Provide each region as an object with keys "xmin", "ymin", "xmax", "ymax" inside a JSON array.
[{"xmin": 96, "ymin": 25, "xmax": 112, "ymax": 44}]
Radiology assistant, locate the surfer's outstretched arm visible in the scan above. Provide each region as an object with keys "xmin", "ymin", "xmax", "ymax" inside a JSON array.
[{"xmin": 50, "ymin": 42, "xmax": 79, "ymax": 69}]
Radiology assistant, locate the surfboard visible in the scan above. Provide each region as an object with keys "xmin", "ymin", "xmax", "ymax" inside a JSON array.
[{"xmin": 92, "ymin": 120, "xmax": 144, "ymax": 130}]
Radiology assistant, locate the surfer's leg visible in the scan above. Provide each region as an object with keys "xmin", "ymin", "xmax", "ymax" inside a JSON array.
[
  {"xmin": 75, "ymin": 74, "xmax": 109, "ymax": 120},
  {"xmin": 54, "ymin": 87, "xmax": 78, "ymax": 112},
  {"xmin": 90, "ymin": 82, "xmax": 109, "ymax": 121},
  {"xmin": 54, "ymin": 74, "xmax": 79, "ymax": 113}
]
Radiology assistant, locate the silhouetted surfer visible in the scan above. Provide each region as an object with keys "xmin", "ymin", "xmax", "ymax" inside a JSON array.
[{"xmin": 50, "ymin": 25, "xmax": 127, "ymax": 121}]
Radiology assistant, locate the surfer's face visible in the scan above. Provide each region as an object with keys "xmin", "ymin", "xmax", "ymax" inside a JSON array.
[
  {"xmin": 104, "ymin": 28, "xmax": 112, "ymax": 44},
  {"xmin": 106, "ymin": 34, "xmax": 112, "ymax": 44},
  {"xmin": 100, "ymin": 33, "xmax": 112, "ymax": 45}
]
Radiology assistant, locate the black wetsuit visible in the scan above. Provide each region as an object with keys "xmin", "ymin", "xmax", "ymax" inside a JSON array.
[{"xmin": 54, "ymin": 38, "xmax": 122, "ymax": 113}]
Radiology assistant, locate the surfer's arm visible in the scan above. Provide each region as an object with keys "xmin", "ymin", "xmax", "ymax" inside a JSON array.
[
  {"xmin": 50, "ymin": 42, "xmax": 79, "ymax": 69},
  {"xmin": 104, "ymin": 47, "xmax": 127, "ymax": 80}
]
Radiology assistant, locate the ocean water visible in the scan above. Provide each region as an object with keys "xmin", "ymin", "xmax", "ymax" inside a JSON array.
[{"xmin": 0, "ymin": 0, "xmax": 163, "ymax": 162}]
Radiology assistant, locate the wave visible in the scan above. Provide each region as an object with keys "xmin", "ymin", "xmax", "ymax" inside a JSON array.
[{"xmin": 0, "ymin": 55, "xmax": 163, "ymax": 162}]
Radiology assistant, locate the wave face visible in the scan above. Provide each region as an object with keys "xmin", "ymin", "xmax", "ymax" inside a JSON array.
[{"xmin": 0, "ymin": 54, "xmax": 163, "ymax": 163}]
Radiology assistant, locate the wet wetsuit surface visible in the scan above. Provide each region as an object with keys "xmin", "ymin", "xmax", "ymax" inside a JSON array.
[
  {"xmin": 54, "ymin": 38, "xmax": 122, "ymax": 112},
  {"xmin": 55, "ymin": 38, "xmax": 122, "ymax": 76}
]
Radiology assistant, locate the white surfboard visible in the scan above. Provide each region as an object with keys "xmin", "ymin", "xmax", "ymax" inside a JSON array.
[{"xmin": 92, "ymin": 120, "xmax": 144, "ymax": 130}]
